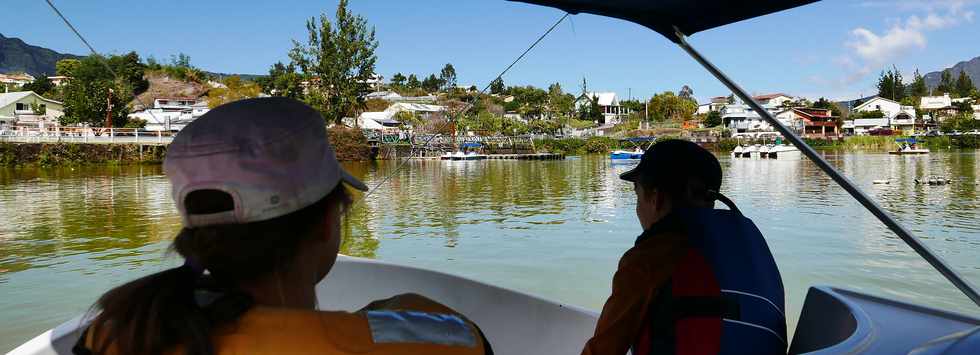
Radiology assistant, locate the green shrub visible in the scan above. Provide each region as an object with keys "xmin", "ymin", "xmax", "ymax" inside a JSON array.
[
  {"xmin": 327, "ymin": 127, "xmax": 373, "ymax": 161},
  {"xmin": 584, "ymin": 136, "xmax": 616, "ymax": 153}
]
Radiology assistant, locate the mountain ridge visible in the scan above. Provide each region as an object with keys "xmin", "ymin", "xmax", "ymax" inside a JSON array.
[
  {"xmin": 0, "ymin": 33, "xmax": 263, "ymax": 80},
  {"xmin": 0, "ymin": 33, "xmax": 82, "ymax": 76},
  {"xmin": 922, "ymin": 56, "xmax": 980, "ymax": 91}
]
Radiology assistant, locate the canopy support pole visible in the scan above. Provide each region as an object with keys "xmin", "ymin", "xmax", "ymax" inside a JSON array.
[{"xmin": 672, "ymin": 29, "xmax": 980, "ymax": 308}]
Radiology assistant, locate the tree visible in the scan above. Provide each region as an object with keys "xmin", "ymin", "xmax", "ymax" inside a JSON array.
[
  {"xmin": 489, "ymin": 77, "xmax": 505, "ymax": 94},
  {"xmin": 390, "ymin": 73, "xmax": 407, "ymax": 88},
  {"xmin": 207, "ymin": 76, "xmax": 262, "ymax": 108},
  {"xmin": 726, "ymin": 94, "xmax": 736, "ymax": 104},
  {"xmin": 678, "ymin": 85, "xmax": 695, "ymax": 102},
  {"xmin": 55, "ymin": 59, "xmax": 81, "ymax": 77},
  {"xmin": 909, "ymin": 69, "xmax": 928, "ymax": 98},
  {"xmin": 406, "ymin": 74, "xmax": 421, "ymax": 89},
  {"xmin": 648, "ymin": 91, "xmax": 697, "ymax": 122},
  {"xmin": 955, "ymin": 70, "xmax": 975, "ymax": 98},
  {"xmin": 258, "ymin": 62, "xmax": 303, "ymax": 99},
  {"xmin": 811, "ymin": 97, "xmax": 842, "ymax": 117},
  {"xmin": 107, "ymin": 51, "xmax": 150, "ymax": 95},
  {"xmin": 936, "ymin": 69, "xmax": 955, "ymax": 96},
  {"xmin": 288, "ymin": 0, "xmax": 378, "ymax": 123},
  {"xmin": 61, "ymin": 55, "xmax": 135, "ymax": 127},
  {"xmin": 439, "ymin": 63, "xmax": 457, "ymax": 92},
  {"xmin": 421, "ymin": 74, "xmax": 441, "ymax": 93},
  {"xmin": 703, "ymin": 110, "xmax": 722, "ymax": 127},
  {"xmin": 876, "ymin": 67, "xmax": 905, "ymax": 101},
  {"xmin": 22, "ymin": 76, "xmax": 55, "ymax": 96}
]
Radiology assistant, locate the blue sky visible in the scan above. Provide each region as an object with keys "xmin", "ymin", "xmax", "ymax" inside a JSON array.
[{"xmin": 5, "ymin": 0, "xmax": 979, "ymax": 102}]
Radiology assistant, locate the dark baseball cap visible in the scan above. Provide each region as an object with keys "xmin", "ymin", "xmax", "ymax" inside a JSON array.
[{"xmin": 620, "ymin": 139, "xmax": 722, "ymax": 193}]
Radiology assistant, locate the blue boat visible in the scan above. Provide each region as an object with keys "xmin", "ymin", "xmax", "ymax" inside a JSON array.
[
  {"xmin": 610, "ymin": 137, "xmax": 655, "ymax": 160},
  {"xmin": 609, "ymin": 150, "xmax": 644, "ymax": 160}
]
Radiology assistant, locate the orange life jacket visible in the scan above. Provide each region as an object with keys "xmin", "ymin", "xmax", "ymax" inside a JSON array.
[{"xmin": 77, "ymin": 307, "xmax": 488, "ymax": 355}]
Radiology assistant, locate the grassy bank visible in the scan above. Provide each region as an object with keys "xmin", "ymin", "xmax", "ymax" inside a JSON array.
[
  {"xmin": 0, "ymin": 143, "xmax": 167, "ymax": 166},
  {"xmin": 536, "ymin": 135, "xmax": 980, "ymax": 155},
  {"xmin": 0, "ymin": 127, "xmax": 374, "ymax": 167}
]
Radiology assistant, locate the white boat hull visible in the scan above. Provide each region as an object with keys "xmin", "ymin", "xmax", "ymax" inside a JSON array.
[{"xmin": 8, "ymin": 256, "xmax": 598, "ymax": 355}]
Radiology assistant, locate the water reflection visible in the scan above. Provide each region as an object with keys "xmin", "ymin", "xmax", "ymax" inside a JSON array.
[{"xmin": 1, "ymin": 151, "xmax": 979, "ymax": 352}]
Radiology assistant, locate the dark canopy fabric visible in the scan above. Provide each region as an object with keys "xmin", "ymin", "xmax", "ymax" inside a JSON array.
[{"xmin": 510, "ymin": 0, "xmax": 818, "ymax": 42}]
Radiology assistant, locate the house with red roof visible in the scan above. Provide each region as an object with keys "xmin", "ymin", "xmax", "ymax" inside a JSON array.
[{"xmin": 775, "ymin": 107, "xmax": 840, "ymax": 138}]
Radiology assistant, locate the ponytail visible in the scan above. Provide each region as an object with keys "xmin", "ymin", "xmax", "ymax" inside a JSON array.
[{"xmin": 83, "ymin": 184, "xmax": 352, "ymax": 355}]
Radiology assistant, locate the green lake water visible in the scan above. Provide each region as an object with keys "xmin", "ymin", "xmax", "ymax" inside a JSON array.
[{"xmin": 2, "ymin": 151, "xmax": 980, "ymax": 352}]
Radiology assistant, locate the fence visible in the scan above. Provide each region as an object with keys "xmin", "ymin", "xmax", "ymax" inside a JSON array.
[{"xmin": 0, "ymin": 127, "xmax": 175, "ymax": 145}]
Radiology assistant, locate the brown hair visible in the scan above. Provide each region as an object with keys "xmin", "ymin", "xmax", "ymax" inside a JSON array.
[{"xmin": 85, "ymin": 185, "xmax": 352, "ymax": 355}]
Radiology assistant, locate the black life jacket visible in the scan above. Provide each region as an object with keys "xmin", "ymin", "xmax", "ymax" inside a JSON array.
[{"xmin": 633, "ymin": 206, "xmax": 787, "ymax": 355}]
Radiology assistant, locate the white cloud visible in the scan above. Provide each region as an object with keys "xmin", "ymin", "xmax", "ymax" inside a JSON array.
[{"xmin": 833, "ymin": 1, "xmax": 975, "ymax": 87}]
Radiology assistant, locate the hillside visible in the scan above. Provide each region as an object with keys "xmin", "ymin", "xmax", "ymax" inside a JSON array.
[
  {"xmin": 132, "ymin": 71, "xmax": 212, "ymax": 109},
  {"xmin": 0, "ymin": 33, "xmax": 263, "ymax": 81},
  {"xmin": 0, "ymin": 33, "xmax": 82, "ymax": 76},
  {"xmin": 923, "ymin": 56, "xmax": 980, "ymax": 90}
]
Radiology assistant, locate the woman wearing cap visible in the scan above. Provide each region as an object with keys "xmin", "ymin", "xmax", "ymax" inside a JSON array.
[
  {"xmin": 75, "ymin": 98, "xmax": 489, "ymax": 355},
  {"xmin": 582, "ymin": 140, "xmax": 786, "ymax": 355}
]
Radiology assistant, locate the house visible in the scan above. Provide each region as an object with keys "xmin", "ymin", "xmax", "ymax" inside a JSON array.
[
  {"xmin": 775, "ymin": 107, "xmax": 839, "ymax": 138},
  {"xmin": 575, "ymin": 92, "xmax": 630, "ymax": 125},
  {"xmin": 697, "ymin": 96, "xmax": 728, "ymax": 115},
  {"xmin": 723, "ymin": 104, "xmax": 776, "ymax": 138},
  {"xmin": 365, "ymin": 91, "xmax": 402, "ymax": 101},
  {"xmin": 0, "ymin": 73, "xmax": 36, "ymax": 88},
  {"xmin": 974, "ymin": 105, "xmax": 980, "ymax": 120},
  {"xmin": 753, "ymin": 93, "xmax": 795, "ymax": 109},
  {"xmin": 128, "ymin": 97, "xmax": 210, "ymax": 131},
  {"xmin": 355, "ymin": 102, "xmax": 447, "ymax": 129},
  {"xmin": 842, "ymin": 118, "xmax": 890, "ymax": 135},
  {"xmin": 0, "ymin": 91, "xmax": 64, "ymax": 129},
  {"xmin": 48, "ymin": 76, "xmax": 70, "ymax": 86},
  {"xmin": 920, "ymin": 93, "xmax": 956, "ymax": 121},
  {"xmin": 853, "ymin": 97, "xmax": 902, "ymax": 118}
]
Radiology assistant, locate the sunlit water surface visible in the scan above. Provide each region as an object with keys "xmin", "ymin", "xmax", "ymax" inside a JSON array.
[{"xmin": 2, "ymin": 151, "xmax": 979, "ymax": 351}]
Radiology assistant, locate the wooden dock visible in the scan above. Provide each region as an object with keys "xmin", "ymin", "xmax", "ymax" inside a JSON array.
[
  {"xmin": 485, "ymin": 153, "xmax": 564, "ymax": 160},
  {"xmin": 414, "ymin": 153, "xmax": 565, "ymax": 161}
]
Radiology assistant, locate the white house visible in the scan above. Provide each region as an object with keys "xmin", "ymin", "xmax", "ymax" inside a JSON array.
[
  {"xmin": 48, "ymin": 76, "xmax": 70, "ymax": 86},
  {"xmin": 853, "ymin": 97, "xmax": 902, "ymax": 118},
  {"xmin": 921, "ymin": 93, "xmax": 953, "ymax": 110},
  {"xmin": 355, "ymin": 102, "xmax": 447, "ymax": 130},
  {"xmin": 920, "ymin": 93, "xmax": 957, "ymax": 121},
  {"xmin": 128, "ymin": 97, "xmax": 210, "ymax": 131},
  {"xmin": 697, "ymin": 96, "xmax": 729, "ymax": 115},
  {"xmin": 753, "ymin": 93, "xmax": 795, "ymax": 109},
  {"xmin": 723, "ymin": 104, "xmax": 779, "ymax": 138},
  {"xmin": 0, "ymin": 73, "xmax": 36, "ymax": 88},
  {"xmin": 0, "ymin": 91, "xmax": 64, "ymax": 129},
  {"xmin": 575, "ymin": 92, "xmax": 630, "ymax": 125}
]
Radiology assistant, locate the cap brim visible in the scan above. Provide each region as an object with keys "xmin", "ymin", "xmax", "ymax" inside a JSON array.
[
  {"xmin": 340, "ymin": 170, "xmax": 369, "ymax": 191},
  {"xmin": 620, "ymin": 167, "xmax": 641, "ymax": 182}
]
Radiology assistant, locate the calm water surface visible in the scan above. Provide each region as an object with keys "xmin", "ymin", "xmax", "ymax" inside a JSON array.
[{"xmin": 2, "ymin": 151, "xmax": 980, "ymax": 351}]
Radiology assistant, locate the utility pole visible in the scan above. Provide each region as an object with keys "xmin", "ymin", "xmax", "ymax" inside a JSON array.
[{"xmin": 105, "ymin": 88, "xmax": 114, "ymax": 129}]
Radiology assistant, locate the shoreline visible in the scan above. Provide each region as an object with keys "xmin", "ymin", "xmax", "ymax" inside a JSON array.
[{"xmin": 3, "ymin": 135, "xmax": 978, "ymax": 167}]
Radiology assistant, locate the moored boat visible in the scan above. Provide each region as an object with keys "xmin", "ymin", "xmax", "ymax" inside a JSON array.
[
  {"xmin": 889, "ymin": 138, "xmax": 930, "ymax": 155},
  {"xmin": 609, "ymin": 149, "xmax": 643, "ymax": 160}
]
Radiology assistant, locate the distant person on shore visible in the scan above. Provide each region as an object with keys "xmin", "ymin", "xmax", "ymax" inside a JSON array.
[
  {"xmin": 75, "ymin": 98, "xmax": 490, "ymax": 355},
  {"xmin": 582, "ymin": 140, "xmax": 786, "ymax": 355}
]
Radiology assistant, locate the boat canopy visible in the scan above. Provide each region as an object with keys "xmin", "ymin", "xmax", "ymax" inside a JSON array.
[
  {"xmin": 621, "ymin": 136, "xmax": 656, "ymax": 143},
  {"xmin": 461, "ymin": 142, "xmax": 483, "ymax": 148},
  {"xmin": 896, "ymin": 138, "xmax": 918, "ymax": 143},
  {"xmin": 510, "ymin": 0, "xmax": 819, "ymax": 42}
]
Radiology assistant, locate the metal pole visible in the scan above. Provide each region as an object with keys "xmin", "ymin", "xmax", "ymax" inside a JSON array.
[{"xmin": 673, "ymin": 29, "xmax": 980, "ymax": 308}]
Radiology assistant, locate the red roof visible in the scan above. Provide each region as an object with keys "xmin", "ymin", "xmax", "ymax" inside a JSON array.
[{"xmin": 753, "ymin": 93, "xmax": 791, "ymax": 100}]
